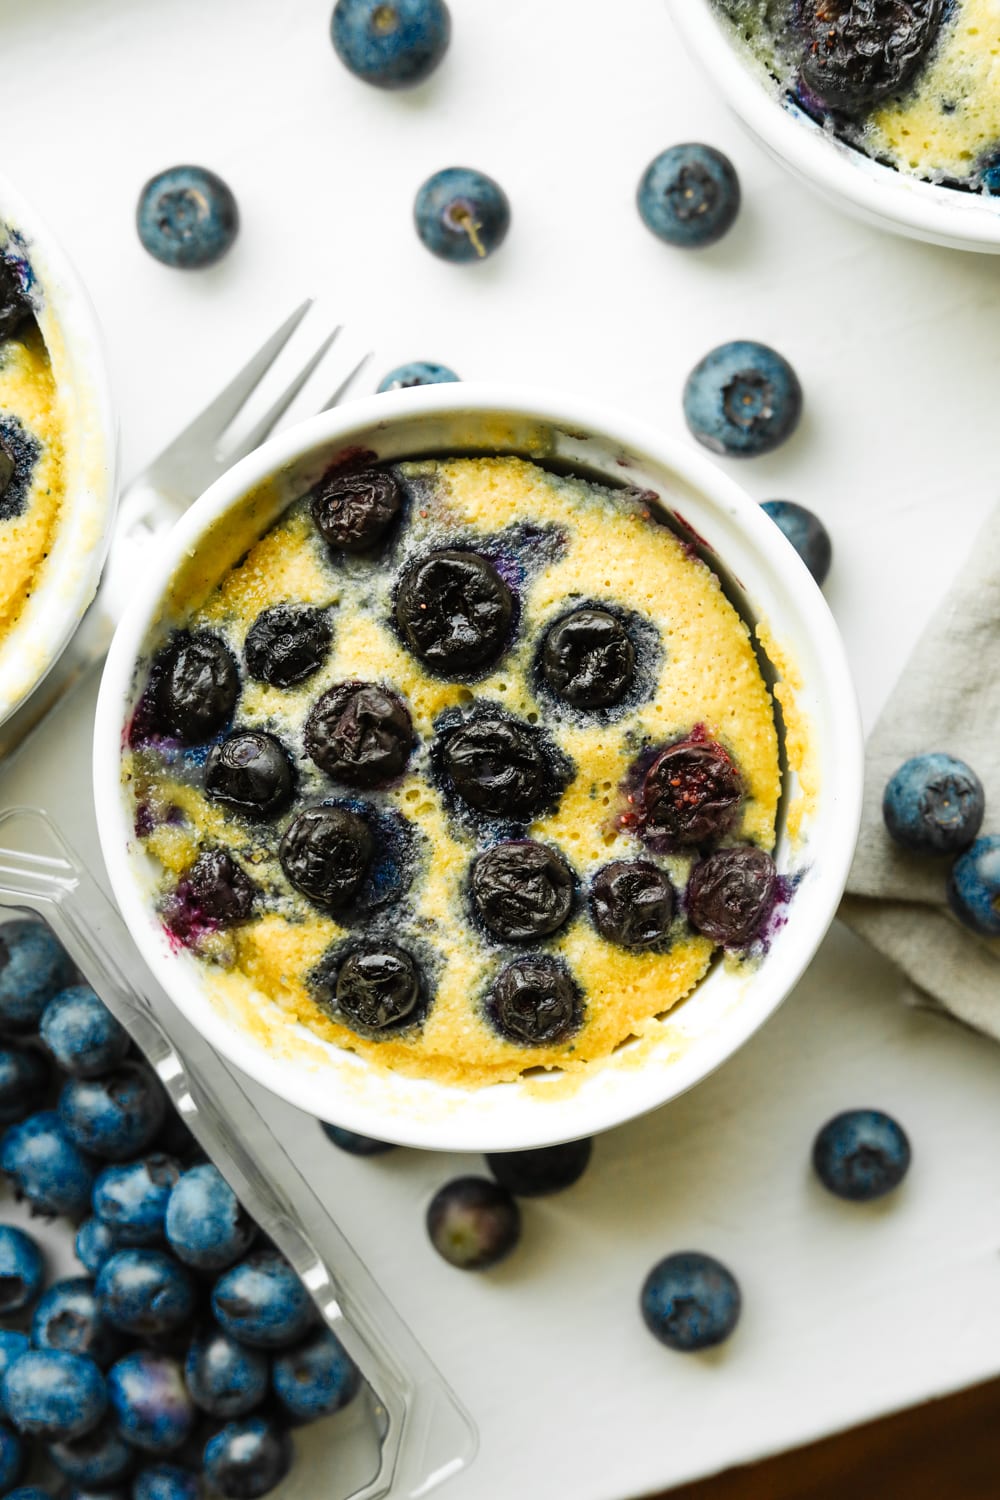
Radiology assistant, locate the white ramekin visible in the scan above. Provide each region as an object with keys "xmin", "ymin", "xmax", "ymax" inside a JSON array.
[
  {"xmin": 667, "ymin": 0, "xmax": 1000, "ymax": 253},
  {"xmin": 94, "ymin": 386, "xmax": 863, "ymax": 1152},
  {"xmin": 0, "ymin": 174, "xmax": 118, "ymax": 725}
]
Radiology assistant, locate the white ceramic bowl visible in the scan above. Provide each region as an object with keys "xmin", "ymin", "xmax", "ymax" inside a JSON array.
[
  {"xmin": 94, "ymin": 386, "xmax": 863, "ymax": 1151},
  {"xmin": 667, "ymin": 0, "xmax": 1000, "ymax": 253},
  {"xmin": 0, "ymin": 174, "xmax": 117, "ymax": 725}
]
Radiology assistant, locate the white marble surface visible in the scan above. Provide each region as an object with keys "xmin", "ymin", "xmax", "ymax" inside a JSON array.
[{"xmin": 4, "ymin": 0, "xmax": 1000, "ymax": 1496}]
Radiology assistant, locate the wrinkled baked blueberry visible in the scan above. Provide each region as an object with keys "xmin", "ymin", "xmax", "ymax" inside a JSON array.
[
  {"xmin": 440, "ymin": 712, "xmax": 566, "ymax": 820},
  {"xmin": 0, "ymin": 416, "xmax": 42, "ymax": 523},
  {"xmin": 311, "ymin": 468, "xmax": 403, "ymax": 553},
  {"xmin": 487, "ymin": 956, "xmax": 582, "ymax": 1046},
  {"xmin": 686, "ymin": 845, "xmax": 776, "ymax": 948},
  {"xmin": 155, "ymin": 633, "xmax": 239, "ymax": 744},
  {"xmin": 334, "ymin": 945, "xmax": 422, "ymax": 1032},
  {"xmin": 640, "ymin": 735, "xmax": 743, "ymax": 848},
  {"xmin": 304, "ymin": 681, "xmax": 414, "ymax": 787},
  {"xmin": 471, "ymin": 841, "xmax": 575, "ymax": 942},
  {"xmin": 395, "ymin": 550, "xmax": 513, "ymax": 676},
  {"xmin": 0, "ymin": 260, "xmax": 31, "ymax": 341},
  {"xmin": 798, "ymin": 0, "xmax": 943, "ymax": 114},
  {"xmin": 204, "ymin": 730, "xmax": 295, "ymax": 817},
  {"xmin": 244, "ymin": 604, "xmax": 332, "ymax": 689},
  {"xmin": 175, "ymin": 850, "xmax": 257, "ymax": 930},
  {"xmin": 540, "ymin": 607, "xmax": 636, "ymax": 708},
  {"xmin": 279, "ymin": 806, "xmax": 374, "ymax": 910},
  {"xmin": 590, "ymin": 860, "xmax": 674, "ymax": 949}
]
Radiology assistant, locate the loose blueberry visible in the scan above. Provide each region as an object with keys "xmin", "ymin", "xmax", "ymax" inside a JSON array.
[
  {"xmin": 948, "ymin": 836, "xmax": 1000, "ymax": 938},
  {"xmin": 0, "ymin": 921, "xmax": 76, "ymax": 1035},
  {"xmin": 540, "ymin": 607, "xmax": 636, "ymax": 709},
  {"xmin": 0, "ymin": 259, "xmax": 32, "ymax": 341},
  {"xmin": 1, "ymin": 1111, "xmax": 95, "ymax": 1216},
  {"xmin": 0, "ymin": 1420, "xmax": 25, "ymax": 1491},
  {"xmin": 683, "ymin": 341, "xmax": 802, "ymax": 457},
  {"xmin": 487, "ymin": 956, "xmax": 582, "ymax": 1046},
  {"xmin": 639, "ymin": 735, "xmax": 743, "ymax": 849},
  {"xmin": 278, "ymin": 805, "xmax": 374, "ymax": 911},
  {"xmin": 304, "ymin": 681, "xmax": 415, "ymax": 787},
  {"xmin": 2, "ymin": 1349, "xmax": 107, "ymax": 1440},
  {"xmin": 0, "ymin": 1225, "xmax": 44, "ymax": 1312},
  {"xmin": 798, "ymin": 0, "xmax": 943, "ymax": 113},
  {"xmin": 320, "ymin": 1122, "xmax": 396, "ymax": 1156},
  {"xmin": 165, "ymin": 1163, "xmax": 256, "ymax": 1272},
  {"xmin": 5, "ymin": 1490, "xmax": 56, "ymax": 1500},
  {"xmin": 93, "ymin": 1155, "xmax": 182, "ymax": 1247},
  {"xmin": 211, "ymin": 1251, "xmax": 317, "ymax": 1350},
  {"xmin": 40, "ymin": 986, "xmax": 129, "ymax": 1079},
  {"xmin": 813, "ymin": 1109, "xmax": 911, "ymax": 1201},
  {"xmin": 414, "ymin": 167, "xmax": 511, "ymax": 262},
  {"xmin": 377, "ymin": 360, "xmax": 459, "ymax": 391},
  {"xmin": 0, "ymin": 1331, "xmax": 30, "ymax": 1405},
  {"xmin": 59, "ymin": 1066, "xmax": 166, "ymax": 1162},
  {"xmin": 32, "ymin": 1278, "xmax": 125, "ymax": 1368},
  {"xmin": 154, "ymin": 633, "xmax": 239, "ymax": 744},
  {"xmin": 486, "ymin": 1138, "xmax": 593, "ymax": 1197},
  {"xmin": 202, "ymin": 1415, "xmax": 292, "ymax": 1499},
  {"xmin": 0, "ymin": 1046, "xmax": 50, "ymax": 1126},
  {"xmin": 331, "ymin": 944, "xmax": 423, "ymax": 1033},
  {"xmin": 96, "ymin": 1251, "xmax": 197, "ymax": 1338},
  {"xmin": 133, "ymin": 1464, "xmax": 200, "ymax": 1500},
  {"xmin": 883, "ymin": 753, "xmax": 985, "ymax": 856},
  {"xmin": 75, "ymin": 1220, "xmax": 120, "ymax": 1277},
  {"xmin": 107, "ymin": 1352, "xmax": 194, "ymax": 1454},
  {"xmin": 686, "ymin": 846, "xmax": 776, "ymax": 948},
  {"xmin": 204, "ymin": 731, "xmax": 295, "ymax": 819},
  {"xmin": 331, "ymin": 0, "xmax": 450, "ymax": 88},
  {"xmin": 244, "ymin": 605, "xmax": 332, "ymax": 689},
  {"xmin": 272, "ymin": 1326, "xmax": 360, "ymax": 1424},
  {"xmin": 637, "ymin": 144, "xmax": 740, "ymax": 249},
  {"xmin": 590, "ymin": 860, "xmax": 674, "ymax": 949},
  {"xmin": 49, "ymin": 1416, "xmax": 134, "ymax": 1486},
  {"xmin": 641, "ymin": 1251, "xmax": 742, "ymax": 1351},
  {"xmin": 166, "ymin": 850, "xmax": 257, "ymax": 942},
  {"xmin": 310, "ymin": 467, "xmax": 403, "ymax": 554},
  {"xmin": 136, "ymin": 166, "xmax": 239, "ymax": 269},
  {"xmin": 471, "ymin": 840, "xmax": 574, "ymax": 942},
  {"xmin": 396, "ymin": 550, "xmax": 513, "ymax": 677},
  {"xmin": 426, "ymin": 1177, "xmax": 520, "ymax": 1270},
  {"xmin": 184, "ymin": 1326, "xmax": 269, "ymax": 1419},
  {"xmin": 440, "ymin": 711, "xmax": 565, "ymax": 820},
  {"xmin": 760, "ymin": 500, "xmax": 832, "ymax": 586}
]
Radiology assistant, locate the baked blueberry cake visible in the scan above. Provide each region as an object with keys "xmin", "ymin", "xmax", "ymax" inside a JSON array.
[{"xmin": 123, "ymin": 456, "xmax": 783, "ymax": 1087}]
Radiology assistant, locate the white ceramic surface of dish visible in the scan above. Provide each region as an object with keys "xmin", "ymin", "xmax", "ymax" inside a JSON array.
[
  {"xmin": 0, "ymin": 173, "xmax": 117, "ymax": 725},
  {"xmin": 94, "ymin": 386, "xmax": 862, "ymax": 1152},
  {"xmin": 667, "ymin": 0, "xmax": 1000, "ymax": 253}
]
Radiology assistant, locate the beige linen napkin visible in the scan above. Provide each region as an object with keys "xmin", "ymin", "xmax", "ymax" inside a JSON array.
[{"xmin": 839, "ymin": 504, "xmax": 1000, "ymax": 1038}]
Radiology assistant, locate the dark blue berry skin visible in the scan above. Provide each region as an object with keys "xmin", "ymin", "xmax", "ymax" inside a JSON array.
[
  {"xmin": 813, "ymin": 1109, "xmax": 911, "ymax": 1201},
  {"xmin": 637, "ymin": 144, "xmax": 740, "ymax": 248},
  {"xmin": 76, "ymin": 1219, "xmax": 120, "ymax": 1277},
  {"xmin": 96, "ymin": 1250, "xmax": 197, "ymax": 1339},
  {"xmin": 40, "ymin": 987, "xmax": 129, "ymax": 1079},
  {"xmin": 48, "ymin": 1416, "xmax": 134, "ymax": 1486},
  {"xmin": 320, "ymin": 1121, "xmax": 396, "ymax": 1156},
  {"xmin": 31, "ymin": 1278, "xmax": 125, "ymax": 1369},
  {"xmin": 5, "ymin": 1490, "xmax": 55, "ymax": 1500},
  {"xmin": 0, "ymin": 922, "xmax": 75, "ymax": 1035},
  {"xmin": 414, "ymin": 167, "xmax": 510, "ymax": 263},
  {"xmin": 1, "ymin": 1111, "xmax": 95, "ymax": 1217},
  {"xmin": 426, "ymin": 1177, "xmax": 521, "ymax": 1270},
  {"xmin": 59, "ymin": 1065, "xmax": 166, "ymax": 1161},
  {"xmin": 212, "ymin": 1251, "xmax": 318, "ymax": 1350},
  {"xmin": 0, "ymin": 1047, "xmax": 50, "ymax": 1126},
  {"xmin": 272, "ymin": 1327, "xmax": 360, "ymax": 1424},
  {"xmin": 164, "ymin": 1163, "xmax": 256, "ymax": 1271},
  {"xmin": 0, "ymin": 1419, "xmax": 25, "ymax": 1491},
  {"xmin": 93, "ymin": 1156, "xmax": 182, "ymax": 1247},
  {"xmin": 331, "ymin": 0, "xmax": 450, "ymax": 88},
  {"xmin": 106, "ymin": 1352, "xmax": 194, "ymax": 1455},
  {"xmin": 184, "ymin": 1326, "xmax": 269, "ymax": 1419},
  {"xmin": 948, "ymin": 835, "xmax": 1000, "ymax": 937},
  {"xmin": 640, "ymin": 1251, "xmax": 742, "ymax": 1351},
  {"xmin": 760, "ymin": 500, "xmax": 832, "ymax": 587},
  {"xmin": 0, "ymin": 1225, "xmax": 44, "ymax": 1312},
  {"xmin": 136, "ymin": 167, "xmax": 239, "ymax": 270},
  {"xmin": 683, "ymin": 341, "xmax": 803, "ymax": 457},
  {"xmin": 0, "ymin": 1331, "xmax": 30, "ymax": 1412},
  {"xmin": 203, "ymin": 1415, "xmax": 292, "ymax": 1500},
  {"xmin": 883, "ymin": 753, "xmax": 985, "ymax": 856},
  {"xmin": 377, "ymin": 360, "xmax": 459, "ymax": 392},
  {"xmin": 2, "ymin": 1349, "xmax": 107, "ymax": 1441},
  {"xmin": 132, "ymin": 1465, "xmax": 200, "ymax": 1500},
  {"xmin": 486, "ymin": 1139, "xmax": 593, "ymax": 1198}
]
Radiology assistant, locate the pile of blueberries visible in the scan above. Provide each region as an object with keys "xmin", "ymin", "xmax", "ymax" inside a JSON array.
[{"xmin": 0, "ymin": 921, "xmax": 361, "ymax": 1500}]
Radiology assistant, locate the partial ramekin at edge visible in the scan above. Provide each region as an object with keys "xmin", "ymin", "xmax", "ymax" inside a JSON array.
[
  {"xmin": 0, "ymin": 173, "xmax": 118, "ymax": 726},
  {"xmin": 666, "ymin": 0, "xmax": 1000, "ymax": 253},
  {"xmin": 93, "ymin": 385, "xmax": 863, "ymax": 1153}
]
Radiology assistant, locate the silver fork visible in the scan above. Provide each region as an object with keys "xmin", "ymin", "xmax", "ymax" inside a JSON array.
[{"xmin": 0, "ymin": 301, "xmax": 370, "ymax": 765}]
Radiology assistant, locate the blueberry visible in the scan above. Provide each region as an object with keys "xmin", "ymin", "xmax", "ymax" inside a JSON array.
[
  {"xmin": 2, "ymin": 1349, "xmax": 107, "ymax": 1440},
  {"xmin": 48, "ymin": 1416, "xmax": 134, "ymax": 1486},
  {"xmin": 798, "ymin": 0, "xmax": 943, "ymax": 113},
  {"xmin": 6, "ymin": 1490, "xmax": 56, "ymax": 1500},
  {"xmin": 883, "ymin": 753, "xmax": 985, "ymax": 856},
  {"xmin": 97, "ymin": 1250, "xmax": 196, "ymax": 1338},
  {"xmin": 0, "ymin": 258, "xmax": 32, "ymax": 340},
  {"xmin": 132, "ymin": 1465, "xmax": 200, "ymax": 1500},
  {"xmin": 59, "ymin": 1065, "xmax": 166, "ymax": 1161},
  {"xmin": 1, "ymin": 1111, "xmax": 95, "ymax": 1217},
  {"xmin": 486, "ymin": 956, "xmax": 582, "ymax": 1046},
  {"xmin": 0, "ymin": 416, "xmax": 42, "ymax": 523},
  {"xmin": 310, "ymin": 467, "xmax": 403, "ymax": 554},
  {"xmin": 165, "ymin": 1163, "xmax": 256, "ymax": 1272},
  {"xmin": 165, "ymin": 850, "xmax": 258, "ymax": 944},
  {"xmin": 589, "ymin": 861, "xmax": 674, "ymax": 949},
  {"xmin": 0, "ymin": 921, "xmax": 75, "ymax": 1034},
  {"xmin": 760, "ymin": 500, "xmax": 832, "ymax": 586},
  {"xmin": 377, "ymin": 360, "xmax": 459, "ymax": 392},
  {"xmin": 486, "ymin": 1138, "xmax": 592, "ymax": 1198},
  {"xmin": 683, "ymin": 341, "xmax": 802, "ymax": 458},
  {"xmin": 39, "ymin": 986, "xmax": 129, "ymax": 1079},
  {"xmin": 107, "ymin": 1352, "xmax": 194, "ymax": 1454},
  {"xmin": 948, "ymin": 836, "xmax": 1000, "ymax": 938},
  {"xmin": 278, "ymin": 805, "xmax": 374, "ymax": 911},
  {"xmin": 331, "ymin": 0, "xmax": 450, "ymax": 88},
  {"xmin": 396, "ymin": 550, "xmax": 513, "ymax": 676},
  {"xmin": 211, "ymin": 1251, "xmax": 317, "ymax": 1350},
  {"xmin": 637, "ymin": 144, "xmax": 740, "ymax": 249},
  {"xmin": 471, "ymin": 840, "xmax": 575, "ymax": 942},
  {"xmin": 0, "ymin": 1332, "xmax": 30, "ymax": 1407},
  {"xmin": 184, "ymin": 1326, "xmax": 269, "ymax": 1419},
  {"xmin": 0, "ymin": 1225, "xmax": 44, "ymax": 1312},
  {"xmin": 272, "ymin": 1326, "xmax": 360, "ymax": 1423},
  {"xmin": 414, "ymin": 167, "xmax": 510, "ymax": 263},
  {"xmin": 136, "ymin": 166, "xmax": 239, "ymax": 269},
  {"xmin": 0, "ymin": 1420, "xmax": 25, "ymax": 1491},
  {"xmin": 204, "ymin": 731, "xmax": 295, "ymax": 819},
  {"xmin": 154, "ymin": 633, "xmax": 239, "ymax": 744},
  {"xmin": 75, "ymin": 1219, "xmax": 120, "ymax": 1277},
  {"xmin": 439, "ymin": 711, "xmax": 566, "ymax": 821},
  {"xmin": 0, "ymin": 1046, "xmax": 49, "ymax": 1125},
  {"xmin": 539, "ymin": 607, "xmax": 636, "ymax": 709},
  {"xmin": 686, "ymin": 846, "xmax": 777, "ymax": 948},
  {"xmin": 813, "ymin": 1109, "xmax": 911, "ymax": 1201},
  {"xmin": 202, "ymin": 1415, "xmax": 292, "ymax": 1499},
  {"xmin": 304, "ymin": 682, "xmax": 415, "ymax": 787},
  {"xmin": 244, "ymin": 604, "xmax": 332, "ymax": 689},
  {"xmin": 641, "ymin": 1251, "xmax": 741, "ymax": 1351},
  {"xmin": 93, "ymin": 1155, "xmax": 182, "ymax": 1246},
  {"xmin": 639, "ymin": 735, "xmax": 743, "ymax": 849},
  {"xmin": 426, "ymin": 1177, "xmax": 520, "ymax": 1270},
  {"xmin": 32, "ymin": 1278, "xmax": 125, "ymax": 1368},
  {"xmin": 327, "ymin": 944, "xmax": 423, "ymax": 1034},
  {"xmin": 320, "ymin": 1122, "xmax": 395, "ymax": 1156}
]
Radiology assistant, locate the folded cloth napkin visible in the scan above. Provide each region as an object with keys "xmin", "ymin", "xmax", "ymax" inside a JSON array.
[{"xmin": 839, "ymin": 502, "xmax": 1000, "ymax": 1039}]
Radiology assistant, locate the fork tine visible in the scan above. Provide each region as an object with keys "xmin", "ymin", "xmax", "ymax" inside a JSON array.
[
  {"xmin": 321, "ymin": 351, "xmax": 374, "ymax": 411},
  {"xmin": 232, "ymin": 325, "xmax": 343, "ymax": 455}
]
